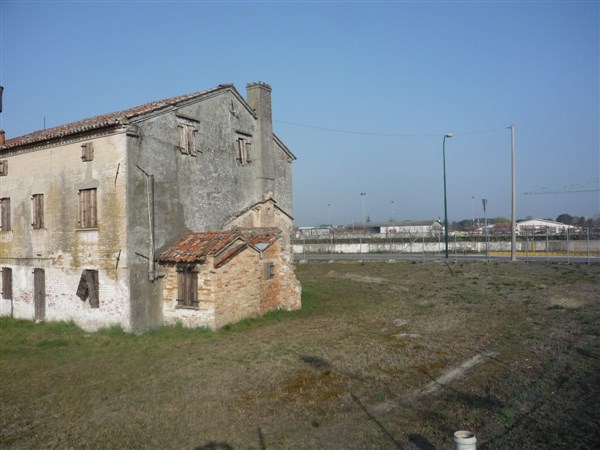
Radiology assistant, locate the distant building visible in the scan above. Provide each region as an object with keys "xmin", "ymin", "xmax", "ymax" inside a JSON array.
[
  {"xmin": 378, "ymin": 220, "xmax": 444, "ymax": 237},
  {"xmin": 516, "ymin": 218, "xmax": 577, "ymax": 236}
]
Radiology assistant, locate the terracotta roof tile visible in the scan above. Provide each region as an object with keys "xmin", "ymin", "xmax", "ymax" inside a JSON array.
[
  {"xmin": 157, "ymin": 228, "xmax": 280, "ymax": 266},
  {"xmin": 2, "ymin": 84, "xmax": 236, "ymax": 150}
]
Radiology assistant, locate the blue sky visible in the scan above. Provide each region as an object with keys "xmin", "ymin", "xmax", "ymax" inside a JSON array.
[{"xmin": 1, "ymin": 0, "xmax": 598, "ymax": 227}]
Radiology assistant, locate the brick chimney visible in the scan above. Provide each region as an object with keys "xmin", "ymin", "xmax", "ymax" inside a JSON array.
[
  {"xmin": 0, "ymin": 130, "xmax": 5, "ymax": 146},
  {"xmin": 246, "ymin": 82, "xmax": 275, "ymax": 196}
]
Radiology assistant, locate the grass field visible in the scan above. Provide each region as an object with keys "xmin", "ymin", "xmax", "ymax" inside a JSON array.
[{"xmin": 1, "ymin": 260, "xmax": 599, "ymax": 449}]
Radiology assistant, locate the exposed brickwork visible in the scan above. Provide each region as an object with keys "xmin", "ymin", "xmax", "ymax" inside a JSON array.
[{"xmin": 160, "ymin": 232, "xmax": 300, "ymax": 330}]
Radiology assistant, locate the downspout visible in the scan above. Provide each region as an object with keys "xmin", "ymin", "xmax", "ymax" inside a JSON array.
[
  {"xmin": 147, "ymin": 174, "xmax": 156, "ymax": 281},
  {"xmin": 136, "ymin": 164, "xmax": 156, "ymax": 282}
]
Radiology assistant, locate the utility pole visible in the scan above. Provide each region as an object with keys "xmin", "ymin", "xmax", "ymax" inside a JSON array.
[{"xmin": 509, "ymin": 124, "xmax": 517, "ymax": 261}]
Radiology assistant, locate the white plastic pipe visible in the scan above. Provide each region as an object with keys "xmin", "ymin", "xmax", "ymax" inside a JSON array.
[{"xmin": 454, "ymin": 430, "xmax": 476, "ymax": 450}]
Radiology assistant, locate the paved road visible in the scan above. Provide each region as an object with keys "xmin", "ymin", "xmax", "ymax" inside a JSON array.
[{"xmin": 294, "ymin": 253, "xmax": 600, "ymax": 264}]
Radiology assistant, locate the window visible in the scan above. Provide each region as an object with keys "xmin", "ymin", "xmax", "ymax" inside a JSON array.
[
  {"xmin": 32, "ymin": 194, "xmax": 44, "ymax": 229},
  {"xmin": 236, "ymin": 137, "xmax": 252, "ymax": 166},
  {"xmin": 79, "ymin": 188, "xmax": 97, "ymax": 228},
  {"xmin": 1, "ymin": 268, "xmax": 12, "ymax": 300},
  {"xmin": 76, "ymin": 269, "xmax": 99, "ymax": 308},
  {"xmin": 0, "ymin": 198, "xmax": 10, "ymax": 231},
  {"xmin": 81, "ymin": 142, "xmax": 94, "ymax": 162},
  {"xmin": 177, "ymin": 124, "xmax": 198, "ymax": 156},
  {"xmin": 0, "ymin": 160, "xmax": 7, "ymax": 176},
  {"xmin": 176, "ymin": 264, "xmax": 198, "ymax": 308},
  {"xmin": 264, "ymin": 261, "xmax": 275, "ymax": 280}
]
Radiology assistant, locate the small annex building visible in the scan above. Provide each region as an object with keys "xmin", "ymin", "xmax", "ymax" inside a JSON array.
[{"xmin": 157, "ymin": 228, "xmax": 300, "ymax": 329}]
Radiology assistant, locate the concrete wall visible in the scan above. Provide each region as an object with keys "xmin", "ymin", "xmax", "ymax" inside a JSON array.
[
  {"xmin": 292, "ymin": 239, "xmax": 600, "ymax": 255},
  {"xmin": 0, "ymin": 132, "xmax": 131, "ymax": 331}
]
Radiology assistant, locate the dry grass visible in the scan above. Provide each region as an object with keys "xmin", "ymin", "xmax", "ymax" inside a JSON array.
[{"xmin": 1, "ymin": 260, "xmax": 599, "ymax": 449}]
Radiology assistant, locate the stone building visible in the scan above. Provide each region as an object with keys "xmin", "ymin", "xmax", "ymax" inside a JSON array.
[{"xmin": 0, "ymin": 82, "xmax": 301, "ymax": 332}]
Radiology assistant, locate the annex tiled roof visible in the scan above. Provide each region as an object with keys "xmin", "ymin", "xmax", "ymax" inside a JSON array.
[
  {"xmin": 2, "ymin": 84, "xmax": 240, "ymax": 150},
  {"xmin": 157, "ymin": 228, "xmax": 280, "ymax": 266}
]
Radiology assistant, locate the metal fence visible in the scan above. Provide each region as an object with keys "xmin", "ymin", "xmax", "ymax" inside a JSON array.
[{"xmin": 291, "ymin": 228, "xmax": 600, "ymax": 263}]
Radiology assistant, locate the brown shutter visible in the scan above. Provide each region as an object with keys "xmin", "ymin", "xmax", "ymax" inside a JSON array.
[
  {"xmin": 0, "ymin": 160, "xmax": 7, "ymax": 176},
  {"xmin": 76, "ymin": 272, "xmax": 88, "ymax": 300},
  {"xmin": 190, "ymin": 268, "xmax": 198, "ymax": 306},
  {"xmin": 89, "ymin": 189, "xmax": 97, "ymax": 228},
  {"xmin": 86, "ymin": 270, "xmax": 99, "ymax": 308},
  {"xmin": 81, "ymin": 143, "xmax": 94, "ymax": 161},
  {"xmin": 177, "ymin": 266, "xmax": 185, "ymax": 305},
  {"xmin": 80, "ymin": 189, "xmax": 97, "ymax": 228},
  {"xmin": 2, "ymin": 268, "xmax": 12, "ymax": 300},
  {"xmin": 32, "ymin": 194, "xmax": 44, "ymax": 229},
  {"xmin": 1, "ymin": 198, "xmax": 10, "ymax": 231}
]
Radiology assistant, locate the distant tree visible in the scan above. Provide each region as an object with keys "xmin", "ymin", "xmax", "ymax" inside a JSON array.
[
  {"xmin": 494, "ymin": 216, "xmax": 510, "ymax": 224},
  {"xmin": 556, "ymin": 214, "xmax": 574, "ymax": 225}
]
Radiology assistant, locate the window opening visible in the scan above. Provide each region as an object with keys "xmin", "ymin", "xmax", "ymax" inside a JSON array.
[
  {"xmin": 79, "ymin": 188, "xmax": 97, "ymax": 228},
  {"xmin": 81, "ymin": 142, "xmax": 94, "ymax": 162},
  {"xmin": 0, "ymin": 198, "xmax": 10, "ymax": 231},
  {"xmin": 76, "ymin": 270, "xmax": 99, "ymax": 308},
  {"xmin": 177, "ymin": 124, "xmax": 198, "ymax": 156},
  {"xmin": 176, "ymin": 264, "xmax": 198, "ymax": 307},
  {"xmin": 2, "ymin": 268, "xmax": 12, "ymax": 300},
  {"xmin": 236, "ymin": 137, "xmax": 252, "ymax": 166},
  {"xmin": 32, "ymin": 194, "xmax": 44, "ymax": 229},
  {"xmin": 264, "ymin": 261, "xmax": 275, "ymax": 280}
]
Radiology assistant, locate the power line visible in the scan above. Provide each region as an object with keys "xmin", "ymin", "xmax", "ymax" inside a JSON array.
[{"xmin": 274, "ymin": 119, "xmax": 506, "ymax": 138}]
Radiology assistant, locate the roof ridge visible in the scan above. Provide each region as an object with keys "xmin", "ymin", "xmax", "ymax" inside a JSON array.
[{"xmin": 2, "ymin": 83, "xmax": 238, "ymax": 150}]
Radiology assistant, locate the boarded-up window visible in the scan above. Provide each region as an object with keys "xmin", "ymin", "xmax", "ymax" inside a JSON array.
[
  {"xmin": 177, "ymin": 124, "xmax": 198, "ymax": 156},
  {"xmin": 0, "ymin": 198, "xmax": 10, "ymax": 231},
  {"xmin": 0, "ymin": 160, "xmax": 7, "ymax": 176},
  {"xmin": 264, "ymin": 261, "xmax": 275, "ymax": 280},
  {"xmin": 236, "ymin": 138, "xmax": 252, "ymax": 166},
  {"xmin": 76, "ymin": 269, "xmax": 99, "ymax": 308},
  {"xmin": 176, "ymin": 264, "xmax": 198, "ymax": 308},
  {"xmin": 32, "ymin": 194, "xmax": 44, "ymax": 229},
  {"xmin": 79, "ymin": 188, "xmax": 97, "ymax": 228},
  {"xmin": 1, "ymin": 268, "xmax": 12, "ymax": 300},
  {"xmin": 81, "ymin": 142, "xmax": 94, "ymax": 162}
]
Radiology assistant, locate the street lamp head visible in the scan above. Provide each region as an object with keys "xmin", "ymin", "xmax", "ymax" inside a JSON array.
[{"xmin": 445, "ymin": 133, "xmax": 453, "ymax": 138}]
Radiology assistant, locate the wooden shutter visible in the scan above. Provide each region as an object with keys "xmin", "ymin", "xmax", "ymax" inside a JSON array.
[
  {"xmin": 34, "ymin": 268, "xmax": 45, "ymax": 321},
  {"xmin": 2, "ymin": 268, "xmax": 12, "ymax": 300},
  {"xmin": 86, "ymin": 270, "xmax": 99, "ymax": 308},
  {"xmin": 189, "ymin": 128, "xmax": 198, "ymax": 156},
  {"xmin": 178, "ymin": 125, "xmax": 188, "ymax": 154},
  {"xmin": 81, "ymin": 143, "xmax": 94, "ymax": 161},
  {"xmin": 0, "ymin": 160, "xmax": 7, "ymax": 176},
  {"xmin": 177, "ymin": 265, "xmax": 198, "ymax": 307},
  {"xmin": 80, "ymin": 189, "xmax": 97, "ymax": 228},
  {"xmin": 1, "ymin": 198, "xmax": 10, "ymax": 231},
  {"xmin": 32, "ymin": 194, "xmax": 44, "ymax": 229}
]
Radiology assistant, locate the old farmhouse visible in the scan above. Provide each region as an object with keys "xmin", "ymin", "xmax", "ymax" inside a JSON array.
[{"xmin": 0, "ymin": 82, "xmax": 301, "ymax": 332}]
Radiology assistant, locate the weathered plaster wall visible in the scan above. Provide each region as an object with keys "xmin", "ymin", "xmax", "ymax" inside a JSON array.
[
  {"xmin": 0, "ymin": 132, "xmax": 130, "ymax": 331},
  {"xmin": 127, "ymin": 86, "xmax": 295, "ymax": 332}
]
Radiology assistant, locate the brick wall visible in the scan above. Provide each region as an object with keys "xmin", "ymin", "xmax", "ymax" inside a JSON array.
[{"xmin": 160, "ymin": 238, "xmax": 301, "ymax": 330}]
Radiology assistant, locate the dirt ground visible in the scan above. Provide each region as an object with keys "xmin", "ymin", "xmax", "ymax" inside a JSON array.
[{"xmin": 1, "ymin": 260, "xmax": 599, "ymax": 449}]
